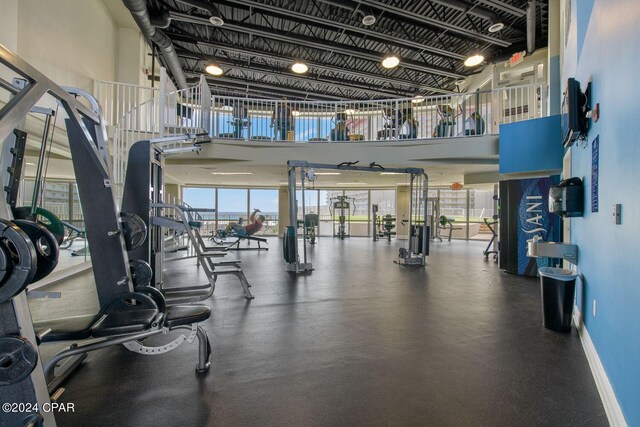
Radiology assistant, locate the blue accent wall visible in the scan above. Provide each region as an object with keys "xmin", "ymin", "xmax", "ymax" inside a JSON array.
[
  {"xmin": 564, "ymin": 1, "xmax": 640, "ymax": 424},
  {"xmin": 499, "ymin": 115, "xmax": 563, "ymax": 175}
]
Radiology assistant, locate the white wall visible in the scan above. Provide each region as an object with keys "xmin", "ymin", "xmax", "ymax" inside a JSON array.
[{"xmin": 10, "ymin": 0, "xmax": 118, "ymax": 91}]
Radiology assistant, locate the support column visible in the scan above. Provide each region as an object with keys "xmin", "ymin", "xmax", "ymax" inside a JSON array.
[
  {"xmin": 548, "ymin": 0, "xmax": 562, "ymax": 115},
  {"xmin": 278, "ymin": 185, "xmax": 289, "ymax": 236},
  {"xmin": 396, "ymin": 185, "xmax": 410, "ymax": 240}
]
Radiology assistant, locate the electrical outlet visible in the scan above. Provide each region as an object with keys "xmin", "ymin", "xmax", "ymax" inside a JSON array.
[{"xmin": 593, "ymin": 299, "xmax": 597, "ymax": 318}]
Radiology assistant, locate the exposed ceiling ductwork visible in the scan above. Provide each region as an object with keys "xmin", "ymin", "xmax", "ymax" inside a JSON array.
[
  {"xmin": 527, "ymin": 0, "xmax": 537, "ymax": 54},
  {"xmin": 428, "ymin": 0, "xmax": 504, "ymax": 33},
  {"xmin": 175, "ymin": 0, "xmax": 225, "ymax": 26},
  {"xmin": 122, "ymin": 0, "xmax": 188, "ymax": 89}
]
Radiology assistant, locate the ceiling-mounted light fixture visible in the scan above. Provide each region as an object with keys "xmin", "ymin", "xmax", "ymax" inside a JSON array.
[
  {"xmin": 382, "ymin": 54, "xmax": 400, "ymax": 69},
  {"xmin": 464, "ymin": 54, "xmax": 484, "ymax": 67},
  {"xmin": 291, "ymin": 61, "xmax": 308, "ymax": 74},
  {"xmin": 361, "ymin": 13, "xmax": 376, "ymax": 26},
  {"xmin": 205, "ymin": 63, "xmax": 223, "ymax": 76},
  {"xmin": 455, "ymin": 79, "xmax": 467, "ymax": 86},
  {"xmin": 488, "ymin": 22, "xmax": 504, "ymax": 33},
  {"xmin": 209, "ymin": 15, "xmax": 224, "ymax": 26}
]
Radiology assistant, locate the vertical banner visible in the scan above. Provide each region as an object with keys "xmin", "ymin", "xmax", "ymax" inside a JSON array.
[
  {"xmin": 591, "ymin": 135, "xmax": 599, "ymax": 212},
  {"xmin": 500, "ymin": 177, "xmax": 560, "ymax": 277}
]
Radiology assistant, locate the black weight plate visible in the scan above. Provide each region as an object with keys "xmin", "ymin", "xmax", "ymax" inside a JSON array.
[
  {"xmin": 12, "ymin": 220, "xmax": 59, "ymax": 283},
  {"xmin": 0, "ymin": 242, "xmax": 9, "ymax": 284},
  {"xmin": 134, "ymin": 285, "xmax": 166, "ymax": 313},
  {"xmin": 13, "ymin": 207, "xmax": 65, "ymax": 245},
  {"xmin": 101, "ymin": 291, "xmax": 158, "ymax": 314},
  {"xmin": 0, "ymin": 219, "xmax": 37, "ymax": 304},
  {"xmin": 120, "ymin": 212, "xmax": 147, "ymax": 251},
  {"xmin": 129, "ymin": 259, "xmax": 152, "ymax": 287},
  {"xmin": 0, "ymin": 336, "xmax": 38, "ymax": 386}
]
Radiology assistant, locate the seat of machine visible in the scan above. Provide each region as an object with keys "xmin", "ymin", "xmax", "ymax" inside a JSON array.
[
  {"xmin": 188, "ymin": 220, "xmax": 203, "ymax": 228},
  {"xmin": 90, "ymin": 309, "xmax": 158, "ymax": 337},
  {"xmin": 164, "ymin": 305, "xmax": 211, "ymax": 328},
  {"xmin": 35, "ymin": 314, "xmax": 100, "ymax": 342}
]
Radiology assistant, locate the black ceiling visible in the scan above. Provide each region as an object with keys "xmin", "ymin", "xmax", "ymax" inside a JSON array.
[{"xmin": 146, "ymin": 0, "xmax": 548, "ymax": 100}]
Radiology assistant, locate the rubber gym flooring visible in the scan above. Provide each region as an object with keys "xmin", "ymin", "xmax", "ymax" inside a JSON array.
[{"xmin": 34, "ymin": 237, "xmax": 607, "ymax": 426}]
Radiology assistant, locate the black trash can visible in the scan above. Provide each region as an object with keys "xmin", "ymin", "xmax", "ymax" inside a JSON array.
[{"xmin": 539, "ymin": 267, "xmax": 578, "ymax": 333}]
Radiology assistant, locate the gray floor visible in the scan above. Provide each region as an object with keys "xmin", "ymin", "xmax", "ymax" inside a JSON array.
[{"xmin": 36, "ymin": 237, "xmax": 607, "ymax": 426}]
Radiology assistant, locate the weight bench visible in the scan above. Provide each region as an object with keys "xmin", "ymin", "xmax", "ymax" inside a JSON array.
[
  {"xmin": 35, "ymin": 291, "xmax": 212, "ymax": 393},
  {"xmin": 223, "ymin": 235, "xmax": 269, "ymax": 251},
  {"xmin": 152, "ymin": 204, "xmax": 254, "ymax": 301}
]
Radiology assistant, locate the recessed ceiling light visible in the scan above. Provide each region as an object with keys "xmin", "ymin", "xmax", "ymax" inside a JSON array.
[
  {"xmin": 205, "ymin": 63, "xmax": 224, "ymax": 75},
  {"xmin": 464, "ymin": 54, "xmax": 484, "ymax": 67},
  {"xmin": 488, "ymin": 22, "xmax": 504, "ymax": 33},
  {"xmin": 382, "ymin": 54, "xmax": 400, "ymax": 69},
  {"xmin": 209, "ymin": 16, "xmax": 224, "ymax": 27},
  {"xmin": 314, "ymin": 172, "xmax": 341, "ymax": 176},
  {"xmin": 210, "ymin": 172, "xmax": 254, "ymax": 175},
  {"xmin": 291, "ymin": 61, "xmax": 308, "ymax": 74}
]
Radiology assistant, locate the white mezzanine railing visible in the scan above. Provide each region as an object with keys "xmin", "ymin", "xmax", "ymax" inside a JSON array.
[
  {"xmin": 210, "ymin": 84, "xmax": 546, "ymax": 143},
  {"xmin": 97, "ymin": 76, "xmax": 544, "ymax": 198},
  {"xmin": 94, "ymin": 80, "xmax": 159, "ymax": 127},
  {"xmin": 106, "ymin": 68, "xmax": 211, "ymax": 199}
]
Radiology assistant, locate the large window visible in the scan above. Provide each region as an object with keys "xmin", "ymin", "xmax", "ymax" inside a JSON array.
[
  {"xmin": 182, "ymin": 187, "xmax": 216, "ymax": 235},
  {"xmin": 250, "ymin": 189, "xmax": 279, "ymax": 235},
  {"xmin": 217, "ymin": 188, "xmax": 249, "ymax": 230},
  {"xmin": 249, "ymin": 114, "xmax": 271, "ymax": 140},
  {"xmin": 431, "ymin": 187, "xmax": 497, "ymax": 240},
  {"xmin": 294, "ymin": 116, "xmax": 318, "ymax": 141}
]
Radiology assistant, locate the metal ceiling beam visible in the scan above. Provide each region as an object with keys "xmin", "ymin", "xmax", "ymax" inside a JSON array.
[
  {"xmin": 168, "ymin": 12, "xmax": 465, "ymax": 79},
  {"xmin": 355, "ymin": 0, "xmax": 511, "ymax": 47},
  {"xmin": 190, "ymin": 40, "xmax": 456, "ymax": 94},
  {"xmin": 193, "ymin": 74, "xmax": 350, "ymax": 100},
  {"xmin": 475, "ymin": 0, "xmax": 527, "ymax": 17},
  {"xmin": 178, "ymin": 50, "xmax": 413, "ymax": 98},
  {"xmin": 211, "ymin": 0, "xmax": 466, "ymax": 61}
]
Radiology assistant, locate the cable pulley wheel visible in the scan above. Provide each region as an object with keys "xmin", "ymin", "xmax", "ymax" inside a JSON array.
[
  {"xmin": 12, "ymin": 219, "xmax": 59, "ymax": 283},
  {"xmin": 0, "ymin": 219, "xmax": 37, "ymax": 304},
  {"xmin": 0, "ymin": 336, "xmax": 38, "ymax": 386}
]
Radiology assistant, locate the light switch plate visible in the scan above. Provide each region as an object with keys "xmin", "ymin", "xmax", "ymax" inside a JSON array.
[{"xmin": 613, "ymin": 204, "xmax": 622, "ymax": 224}]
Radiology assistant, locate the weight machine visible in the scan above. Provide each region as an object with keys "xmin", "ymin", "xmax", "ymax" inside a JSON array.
[
  {"xmin": 329, "ymin": 195, "xmax": 356, "ymax": 239},
  {"xmin": 283, "ymin": 160, "xmax": 429, "ymax": 273},
  {"xmin": 372, "ymin": 204, "xmax": 396, "ymax": 242},
  {"xmin": 121, "ymin": 138, "xmax": 254, "ymax": 302},
  {"xmin": 0, "ymin": 44, "xmax": 212, "ymax": 426}
]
